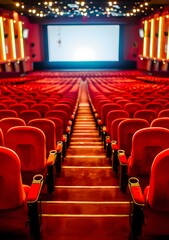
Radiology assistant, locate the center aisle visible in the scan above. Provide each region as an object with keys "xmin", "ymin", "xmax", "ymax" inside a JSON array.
[{"xmin": 41, "ymin": 80, "xmax": 130, "ymax": 240}]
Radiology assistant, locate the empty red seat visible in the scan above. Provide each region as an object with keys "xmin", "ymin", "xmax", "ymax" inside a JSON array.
[
  {"xmin": 31, "ymin": 103, "xmax": 50, "ymax": 117},
  {"xmin": 158, "ymin": 109, "xmax": 169, "ymax": 117},
  {"xmin": 0, "ymin": 117, "xmax": 26, "ymax": 136},
  {"xmin": 9, "ymin": 103, "xmax": 28, "ymax": 114},
  {"xmin": 28, "ymin": 118, "xmax": 63, "ymax": 174},
  {"xmin": 134, "ymin": 109, "xmax": 157, "ymax": 124},
  {"xmin": 19, "ymin": 110, "xmax": 41, "ymax": 124},
  {"xmin": 124, "ymin": 102, "xmax": 143, "ymax": 118},
  {"xmin": 0, "ymin": 110, "xmax": 18, "ymax": 119},
  {"xmin": 0, "ymin": 146, "xmax": 43, "ymax": 238},
  {"xmin": 128, "ymin": 148, "xmax": 169, "ymax": 238},
  {"xmin": 144, "ymin": 102, "xmax": 163, "ymax": 113},
  {"xmin": 118, "ymin": 127, "xmax": 169, "ymax": 193},
  {"xmin": 5, "ymin": 126, "xmax": 56, "ymax": 193},
  {"xmin": 150, "ymin": 117, "xmax": 169, "ymax": 129}
]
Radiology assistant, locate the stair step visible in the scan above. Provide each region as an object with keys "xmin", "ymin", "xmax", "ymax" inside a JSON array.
[
  {"xmin": 41, "ymin": 200, "xmax": 130, "ymax": 215},
  {"xmin": 71, "ymin": 133, "xmax": 99, "ymax": 138},
  {"xmin": 71, "ymin": 137, "xmax": 102, "ymax": 142},
  {"xmin": 40, "ymin": 216, "xmax": 130, "ymax": 240},
  {"xmin": 42, "ymin": 186, "xmax": 130, "ymax": 202},
  {"xmin": 63, "ymin": 155, "xmax": 109, "ymax": 166},
  {"xmin": 73, "ymin": 129, "xmax": 97, "ymax": 133},
  {"xmin": 70, "ymin": 142, "xmax": 103, "ymax": 146},
  {"xmin": 66, "ymin": 146, "xmax": 104, "ymax": 155},
  {"xmin": 56, "ymin": 167, "xmax": 118, "ymax": 186}
]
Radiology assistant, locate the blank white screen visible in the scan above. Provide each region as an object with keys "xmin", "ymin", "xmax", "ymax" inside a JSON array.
[{"xmin": 47, "ymin": 25, "xmax": 120, "ymax": 62}]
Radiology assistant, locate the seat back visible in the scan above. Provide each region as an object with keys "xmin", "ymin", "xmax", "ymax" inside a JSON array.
[
  {"xmin": 31, "ymin": 104, "xmax": 50, "ymax": 117},
  {"xmin": 142, "ymin": 148, "xmax": 169, "ymax": 236},
  {"xmin": 124, "ymin": 102, "xmax": 143, "ymax": 118},
  {"xmin": 19, "ymin": 110, "xmax": 41, "ymax": 124},
  {"xmin": 158, "ymin": 109, "xmax": 169, "ymax": 118},
  {"xmin": 110, "ymin": 118, "xmax": 127, "ymax": 142},
  {"xmin": 9, "ymin": 103, "xmax": 28, "ymax": 114},
  {"xmin": 150, "ymin": 117, "xmax": 169, "ymax": 129},
  {"xmin": 0, "ymin": 146, "xmax": 26, "ymax": 210},
  {"xmin": 52, "ymin": 104, "xmax": 71, "ymax": 119},
  {"xmin": 147, "ymin": 148, "xmax": 169, "ymax": 212},
  {"xmin": 118, "ymin": 118, "xmax": 149, "ymax": 158},
  {"xmin": 28, "ymin": 118, "xmax": 56, "ymax": 158},
  {"xmin": 106, "ymin": 110, "xmax": 129, "ymax": 135},
  {"xmin": 134, "ymin": 109, "xmax": 157, "ymax": 124},
  {"xmin": 101, "ymin": 103, "xmax": 122, "ymax": 126},
  {"xmin": 0, "ymin": 110, "xmax": 18, "ymax": 120},
  {"xmin": 5, "ymin": 126, "xmax": 46, "ymax": 184},
  {"xmin": 128, "ymin": 127, "xmax": 169, "ymax": 188},
  {"xmin": 46, "ymin": 117, "xmax": 63, "ymax": 142},
  {"xmin": 0, "ymin": 117, "xmax": 26, "ymax": 136},
  {"xmin": 46, "ymin": 110, "xmax": 68, "ymax": 132},
  {"xmin": 144, "ymin": 102, "xmax": 163, "ymax": 113}
]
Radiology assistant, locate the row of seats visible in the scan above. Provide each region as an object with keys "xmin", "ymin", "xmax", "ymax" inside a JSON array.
[
  {"xmin": 87, "ymin": 76, "xmax": 169, "ymax": 238},
  {"xmin": 0, "ymin": 77, "xmax": 81, "ymax": 238}
]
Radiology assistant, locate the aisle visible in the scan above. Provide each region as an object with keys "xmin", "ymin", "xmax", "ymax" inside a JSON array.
[{"xmin": 41, "ymin": 81, "xmax": 130, "ymax": 240}]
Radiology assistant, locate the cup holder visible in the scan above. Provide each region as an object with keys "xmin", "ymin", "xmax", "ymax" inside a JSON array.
[
  {"xmin": 118, "ymin": 149, "xmax": 125, "ymax": 156},
  {"xmin": 33, "ymin": 174, "xmax": 43, "ymax": 183},
  {"xmin": 128, "ymin": 177, "xmax": 139, "ymax": 186},
  {"xmin": 50, "ymin": 150, "xmax": 57, "ymax": 155}
]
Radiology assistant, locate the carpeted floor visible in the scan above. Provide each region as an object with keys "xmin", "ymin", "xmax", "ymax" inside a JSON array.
[{"xmin": 40, "ymin": 80, "xmax": 131, "ymax": 240}]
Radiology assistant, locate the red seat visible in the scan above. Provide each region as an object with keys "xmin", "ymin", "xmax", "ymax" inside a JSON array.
[
  {"xmin": 104, "ymin": 110, "xmax": 129, "ymax": 141},
  {"xmin": 19, "ymin": 110, "xmax": 41, "ymax": 124},
  {"xmin": 144, "ymin": 102, "xmax": 163, "ymax": 113},
  {"xmin": 124, "ymin": 102, "xmax": 143, "ymax": 118},
  {"xmin": 103, "ymin": 110, "xmax": 129, "ymax": 151},
  {"xmin": 134, "ymin": 109, "xmax": 157, "ymax": 124},
  {"xmin": 0, "ymin": 146, "xmax": 43, "ymax": 238},
  {"xmin": 98, "ymin": 103, "xmax": 122, "ymax": 138},
  {"xmin": 158, "ymin": 109, "xmax": 169, "ymax": 117},
  {"xmin": 5, "ymin": 126, "xmax": 56, "ymax": 193},
  {"xmin": 9, "ymin": 103, "xmax": 28, "ymax": 114},
  {"xmin": 0, "ymin": 103, "xmax": 7, "ymax": 110},
  {"xmin": 150, "ymin": 117, "xmax": 169, "ymax": 129},
  {"xmin": 111, "ymin": 118, "xmax": 149, "ymax": 176},
  {"xmin": 21, "ymin": 100, "xmax": 37, "ymax": 109},
  {"xmin": 31, "ymin": 103, "xmax": 50, "ymax": 117},
  {"xmin": 46, "ymin": 116, "xmax": 67, "ymax": 158},
  {"xmin": 46, "ymin": 110, "xmax": 71, "ymax": 146},
  {"xmin": 28, "ymin": 118, "xmax": 63, "ymax": 174},
  {"xmin": 118, "ymin": 127, "xmax": 169, "ymax": 193},
  {"xmin": 0, "ymin": 117, "xmax": 26, "ymax": 136},
  {"xmin": 1, "ymin": 99, "xmax": 17, "ymax": 108},
  {"xmin": 128, "ymin": 148, "xmax": 169, "ymax": 238},
  {"xmin": 0, "ymin": 109, "xmax": 18, "ymax": 119}
]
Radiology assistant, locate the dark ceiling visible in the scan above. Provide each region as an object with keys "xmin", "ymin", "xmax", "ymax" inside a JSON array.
[{"xmin": 0, "ymin": 0, "xmax": 169, "ymax": 19}]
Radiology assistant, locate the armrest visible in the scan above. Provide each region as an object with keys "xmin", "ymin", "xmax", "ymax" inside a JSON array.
[
  {"xmin": 118, "ymin": 149, "xmax": 128, "ymax": 165},
  {"xmin": 111, "ymin": 140, "xmax": 119, "ymax": 151},
  {"xmin": 97, "ymin": 119, "xmax": 102, "ymax": 125},
  {"xmin": 66, "ymin": 126, "xmax": 71, "ymax": 133},
  {"xmin": 94, "ymin": 113, "xmax": 98, "ymax": 119},
  {"xmin": 56, "ymin": 141, "xmax": 63, "ymax": 153},
  {"xmin": 68, "ymin": 120, "xmax": 72, "ymax": 126},
  {"xmin": 27, "ymin": 174, "xmax": 43, "ymax": 203},
  {"xmin": 128, "ymin": 177, "xmax": 145, "ymax": 206},
  {"xmin": 102, "ymin": 126, "xmax": 107, "ymax": 132},
  {"xmin": 47, "ymin": 150, "xmax": 57, "ymax": 166}
]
